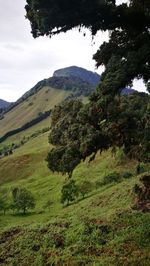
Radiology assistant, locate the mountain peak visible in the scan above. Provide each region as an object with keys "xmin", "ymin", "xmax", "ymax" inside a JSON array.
[{"xmin": 53, "ymin": 66, "xmax": 100, "ymax": 85}]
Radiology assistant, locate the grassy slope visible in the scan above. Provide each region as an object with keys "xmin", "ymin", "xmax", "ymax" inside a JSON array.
[
  {"xmin": 0, "ymin": 87, "xmax": 70, "ymax": 137},
  {"xmin": 0, "ymin": 116, "xmax": 51, "ymax": 146},
  {"xmin": 0, "ymin": 129, "xmax": 150, "ymax": 265}
]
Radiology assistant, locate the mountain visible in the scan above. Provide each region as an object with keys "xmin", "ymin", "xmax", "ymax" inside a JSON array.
[
  {"xmin": 0, "ymin": 66, "xmax": 139, "ymax": 141},
  {"xmin": 53, "ymin": 65, "xmax": 100, "ymax": 85},
  {"xmin": 0, "ymin": 99, "xmax": 11, "ymax": 109},
  {"xmin": 0, "ymin": 66, "xmax": 99, "ymax": 138},
  {"xmin": 121, "ymin": 87, "xmax": 137, "ymax": 95},
  {"xmin": 6, "ymin": 66, "xmax": 99, "ymax": 114}
]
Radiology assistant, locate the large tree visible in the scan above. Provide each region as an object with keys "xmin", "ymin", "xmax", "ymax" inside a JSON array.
[
  {"xmin": 26, "ymin": 0, "xmax": 150, "ymax": 176},
  {"xmin": 25, "ymin": 0, "xmax": 150, "ymax": 93}
]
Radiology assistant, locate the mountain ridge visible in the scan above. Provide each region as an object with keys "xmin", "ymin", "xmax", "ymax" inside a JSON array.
[
  {"xmin": 5, "ymin": 66, "xmax": 99, "ymax": 114},
  {"xmin": 0, "ymin": 99, "xmax": 11, "ymax": 109}
]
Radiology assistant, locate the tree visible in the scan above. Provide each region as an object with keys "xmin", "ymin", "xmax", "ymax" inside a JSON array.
[
  {"xmin": 79, "ymin": 181, "xmax": 93, "ymax": 198},
  {"xmin": 61, "ymin": 180, "xmax": 79, "ymax": 205},
  {"xmin": 26, "ymin": 0, "xmax": 150, "ymax": 176},
  {"xmin": 11, "ymin": 187, "xmax": 35, "ymax": 214},
  {"xmin": 46, "ymin": 92, "xmax": 149, "ymax": 176},
  {"xmin": 25, "ymin": 0, "xmax": 150, "ymax": 92}
]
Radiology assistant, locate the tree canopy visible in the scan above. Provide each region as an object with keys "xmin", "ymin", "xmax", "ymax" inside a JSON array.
[
  {"xmin": 25, "ymin": 0, "xmax": 150, "ymax": 92},
  {"xmin": 26, "ymin": 0, "xmax": 150, "ymax": 176}
]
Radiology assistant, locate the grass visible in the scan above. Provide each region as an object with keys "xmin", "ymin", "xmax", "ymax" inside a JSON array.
[
  {"xmin": 0, "ymin": 87, "xmax": 70, "ymax": 137},
  {"xmin": 0, "ymin": 119, "xmax": 149, "ymax": 265}
]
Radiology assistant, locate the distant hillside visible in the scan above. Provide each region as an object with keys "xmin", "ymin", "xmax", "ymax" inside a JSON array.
[
  {"xmin": 0, "ymin": 99, "xmax": 11, "ymax": 109},
  {"xmin": 53, "ymin": 66, "xmax": 100, "ymax": 85},
  {"xmin": 0, "ymin": 87, "xmax": 70, "ymax": 137},
  {"xmin": 121, "ymin": 88, "xmax": 137, "ymax": 95}
]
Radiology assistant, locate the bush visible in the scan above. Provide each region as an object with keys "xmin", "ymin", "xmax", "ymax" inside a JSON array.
[
  {"xmin": 133, "ymin": 173, "xmax": 150, "ymax": 211},
  {"xmin": 11, "ymin": 187, "xmax": 36, "ymax": 214},
  {"xmin": 122, "ymin": 171, "xmax": 133, "ymax": 179},
  {"xmin": 61, "ymin": 180, "xmax": 78, "ymax": 205},
  {"xmin": 79, "ymin": 181, "xmax": 93, "ymax": 198},
  {"xmin": 102, "ymin": 171, "xmax": 121, "ymax": 185},
  {"xmin": 136, "ymin": 162, "xmax": 148, "ymax": 175}
]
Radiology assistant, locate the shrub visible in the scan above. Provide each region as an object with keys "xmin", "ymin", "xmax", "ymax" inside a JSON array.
[
  {"xmin": 133, "ymin": 173, "xmax": 150, "ymax": 211},
  {"xmin": 102, "ymin": 171, "xmax": 121, "ymax": 185},
  {"xmin": 122, "ymin": 171, "xmax": 133, "ymax": 179},
  {"xmin": 61, "ymin": 180, "xmax": 78, "ymax": 205},
  {"xmin": 11, "ymin": 187, "xmax": 36, "ymax": 214},
  {"xmin": 137, "ymin": 162, "xmax": 148, "ymax": 174},
  {"xmin": 79, "ymin": 181, "xmax": 93, "ymax": 198}
]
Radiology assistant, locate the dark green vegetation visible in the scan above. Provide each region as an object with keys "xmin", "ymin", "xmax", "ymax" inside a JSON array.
[
  {"xmin": 0, "ymin": 187, "xmax": 35, "ymax": 215},
  {"xmin": 26, "ymin": 0, "xmax": 150, "ymax": 176},
  {"xmin": 0, "ymin": 0, "xmax": 150, "ymax": 264},
  {"xmin": 47, "ymin": 92, "xmax": 150, "ymax": 176},
  {"xmin": 11, "ymin": 187, "xmax": 35, "ymax": 214}
]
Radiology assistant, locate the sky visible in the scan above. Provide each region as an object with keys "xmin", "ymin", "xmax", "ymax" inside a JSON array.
[{"xmin": 0, "ymin": 0, "xmax": 147, "ymax": 102}]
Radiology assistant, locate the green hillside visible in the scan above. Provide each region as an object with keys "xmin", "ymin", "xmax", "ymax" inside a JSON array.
[
  {"xmin": 0, "ymin": 67, "xmax": 149, "ymax": 265},
  {"xmin": 0, "ymin": 87, "xmax": 70, "ymax": 137},
  {"xmin": 0, "ymin": 127, "xmax": 150, "ymax": 265}
]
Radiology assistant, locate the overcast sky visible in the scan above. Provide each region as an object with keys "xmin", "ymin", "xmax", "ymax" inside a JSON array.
[{"xmin": 0, "ymin": 0, "xmax": 146, "ymax": 102}]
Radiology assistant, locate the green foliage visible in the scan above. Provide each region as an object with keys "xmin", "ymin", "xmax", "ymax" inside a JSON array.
[
  {"xmin": 61, "ymin": 180, "xmax": 79, "ymax": 205},
  {"xmin": 11, "ymin": 187, "xmax": 35, "ymax": 214},
  {"xmin": 137, "ymin": 162, "xmax": 149, "ymax": 174},
  {"xmin": 79, "ymin": 180, "xmax": 93, "ymax": 198},
  {"xmin": 102, "ymin": 171, "xmax": 121, "ymax": 185},
  {"xmin": 47, "ymin": 92, "xmax": 149, "ymax": 176},
  {"xmin": 25, "ymin": 1, "xmax": 150, "ymax": 93},
  {"xmin": 122, "ymin": 171, "xmax": 133, "ymax": 179},
  {"xmin": 26, "ymin": 0, "xmax": 150, "ymax": 177},
  {"xmin": 133, "ymin": 173, "xmax": 150, "ymax": 211},
  {"xmin": 47, "ymin": 98, "xmax": 109, "ymax": 176}
]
